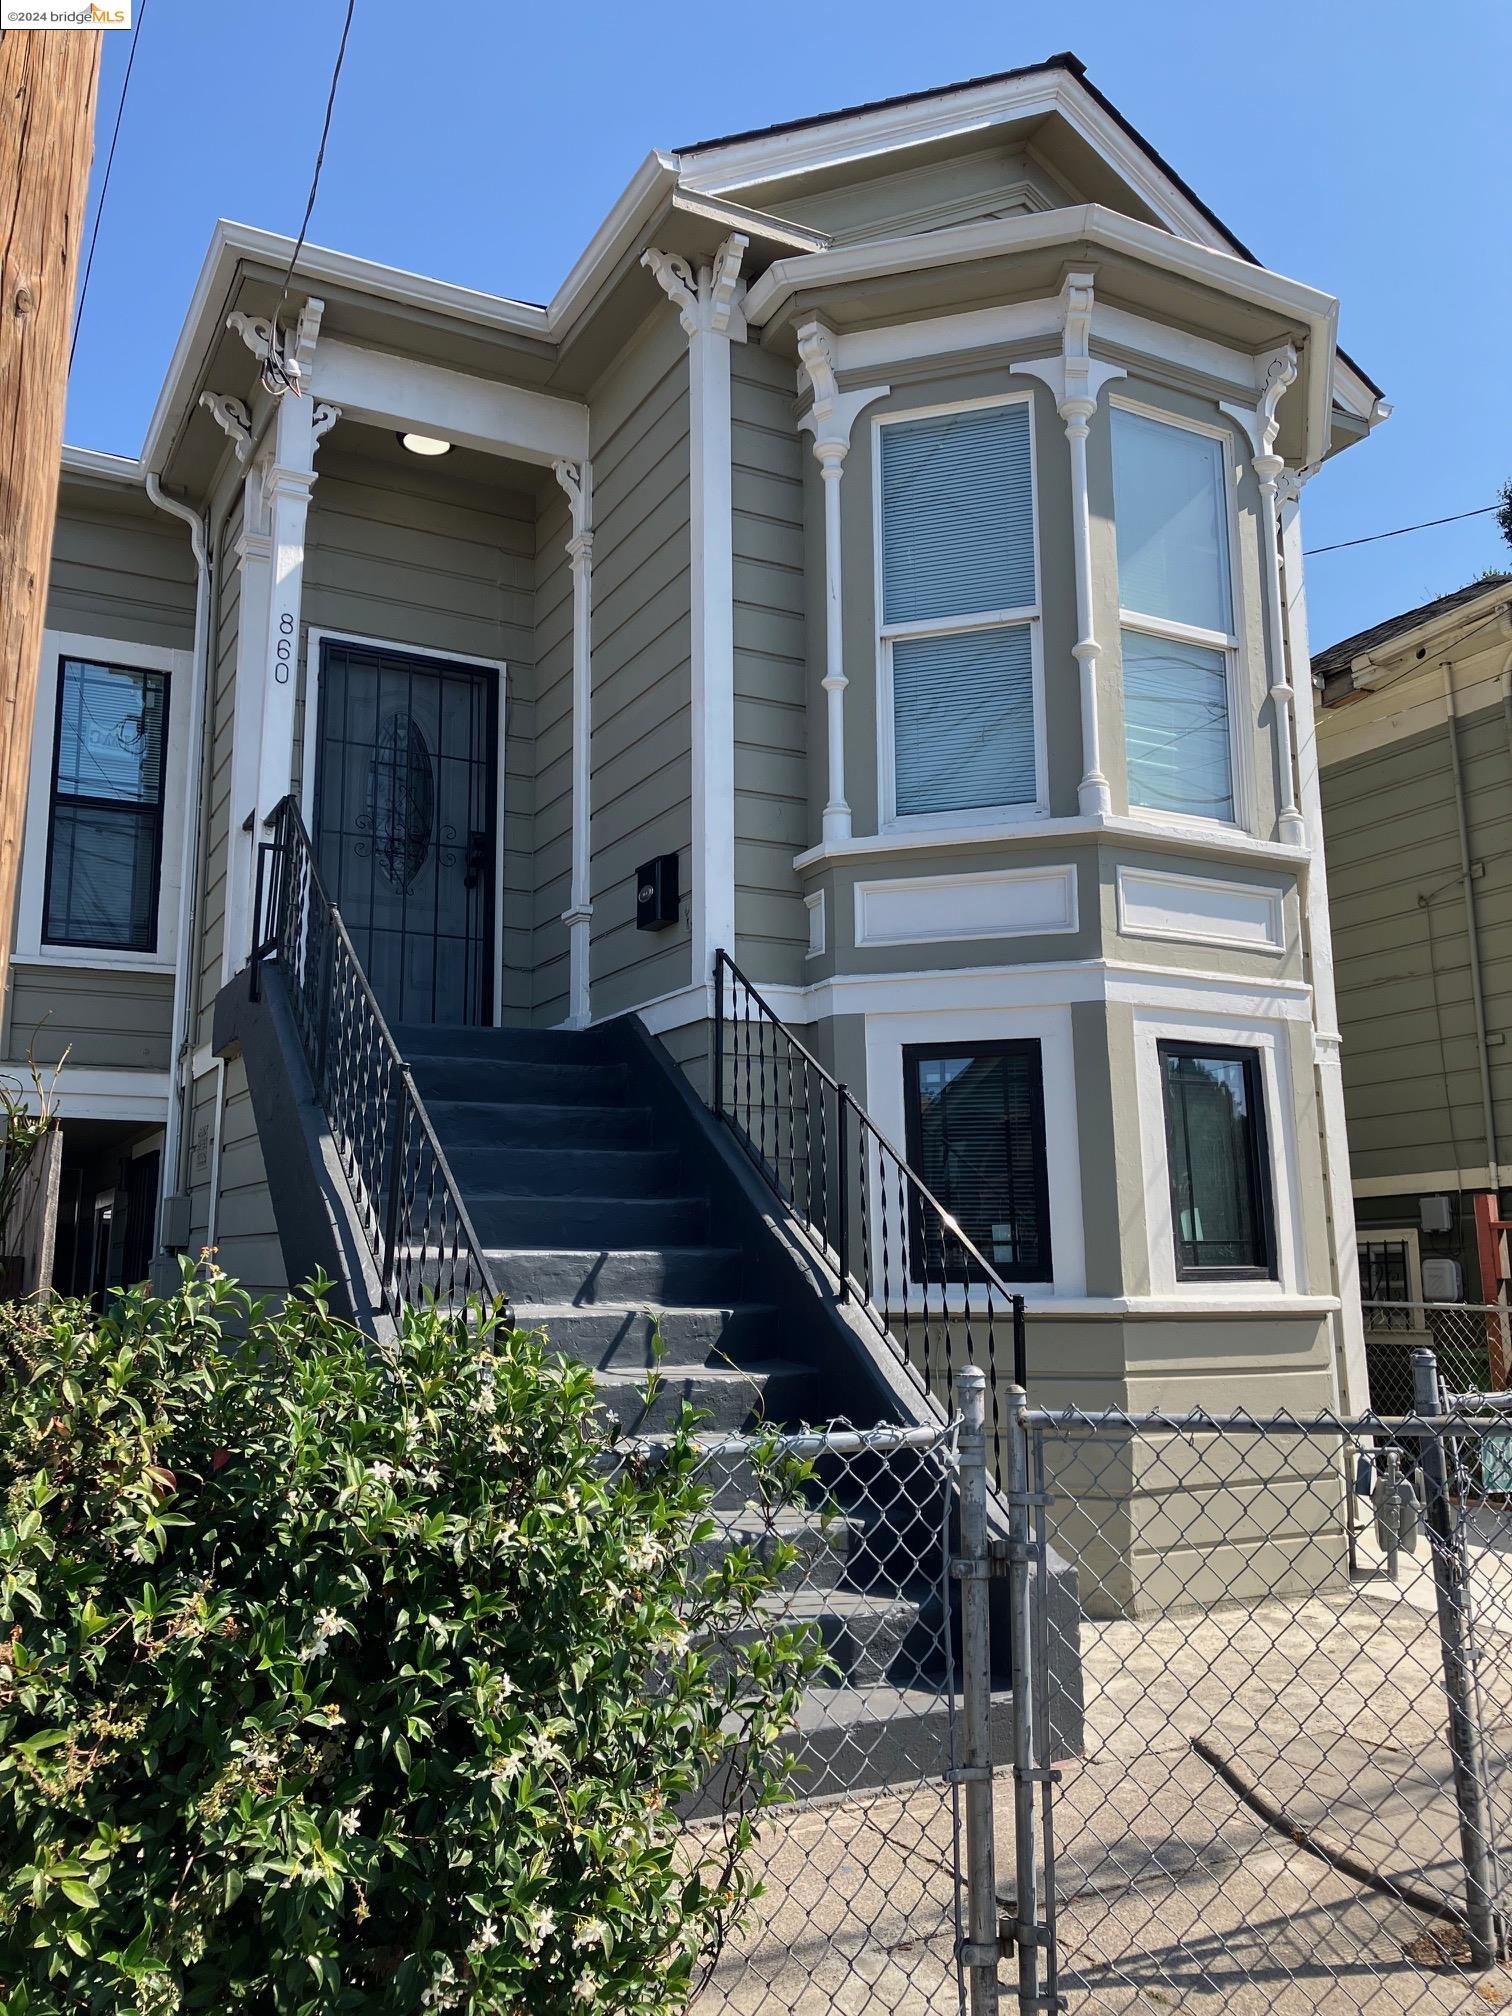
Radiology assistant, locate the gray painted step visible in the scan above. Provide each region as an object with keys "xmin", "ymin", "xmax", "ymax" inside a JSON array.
[
  {"xmin": 489, "ymin": 1246, "xmax": 746, "ymax": 1306},
  {"xmin": 394, "ymin": 1023, "xmax": 606, "ymax": 1064},
  {"xmin": 692, "ymin": 1507, "xmax": 860, "ymax": 1594},
  {"xmin": 522, "ymin": 1302, "xmax": 780, "ymax": 1368},
  {"xmin": 405, "ymin": 1056, "xmax": 629, "ymax": 1106},
  {"xmin": 721, "ymin": 1589, "xmax": 920, "ymax": 1688},
  {"xmin": 427, "ymin": 1099, "xmax": 655, "ymax": 1151},
  {"xmin": 445, "ymin": 1143, "xmax": 682, "ymax": 1199},
  {"xmin": 472, "ymin": 1193, "xmax": 708, "ymax": 1248},
  {"xmin": 594, "ymin": 1360, "xmax": 797, "ymax": 1435}
]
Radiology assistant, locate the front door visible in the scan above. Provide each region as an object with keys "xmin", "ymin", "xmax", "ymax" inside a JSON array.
[{"xmin": 312, "ymin": 640, "xmax": 498, "ymax": 1027}]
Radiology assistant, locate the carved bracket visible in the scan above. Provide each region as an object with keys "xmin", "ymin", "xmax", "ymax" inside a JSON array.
[
  {"xmin": 794, "ymin": 319, "xmax": 889, "ymax": 459},
  {"xmin": 642, "ymin": 234, "xmax": 748, "ymax": 341},
  {"xmin": 1221, "ymin": 344, "xmax": 1298, "ymax": 468},
  {"xmin": 552, "ymin": 457, "xmax": 594, "ymax": 541},
  {"xmin": 200, "ymin": 390, "xmax": 255, "ymax": 464},
  {"xmin": 226, "ymin": 294, "xmax": 325, "ymax": 394},
  {"xmin": 311, "ymin": 401, "xmax": 341, "ymax": 446},
  {"xmin": 1018, "ymin": 272, "xmax": 1125, "ymax": 420}
]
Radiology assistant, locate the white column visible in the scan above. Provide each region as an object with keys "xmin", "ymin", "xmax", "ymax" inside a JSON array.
[
  {"xmin": 203, "ymin": 298, "xmax": 338, "ymax": 976},
  {"xmin": 642, "ymin": 235, "xmax": 746, "ymax": 981},
  {"xmin": 1223, "ymin": 348, "xmax": 1306, "ymax": 848},
  {"xmin": 1278, "ymin": 470, "xmax": 1369, "ymax": 1413},
  {"xmin": 795, "ymin": 320, "xmax": 888, "ymax": 847},
  {"xmin": 553, "ymin": 457, "xmax": 594, "ymax": 1027},
  {"xmin": 1020, "ymin": 273, "xmax": 1124, "ymax": 819}
]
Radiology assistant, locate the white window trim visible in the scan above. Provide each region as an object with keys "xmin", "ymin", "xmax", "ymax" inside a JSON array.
[
  {"xmin": 1133, "ymin": 1004, "xmax": 1303, "ymax": 1299},
  {"xmin": 1110, "ymin": 394, "xmax": 1256, "ymax": 839},
  {"xmin": 16, "ymin": 629, "xmax": 192, "ymax": 974},
  {"xmin": 862, "ymin": 1000, "xmax": 1085, "ymax": 1306},
  {"xmin": 300, "ymin": 626, "xmax": 510, "ymax": 1029},
  {"xmin": 872, "ymin": 391, "xmax": 1048, "ymax": 835},
  {"xmin": 1357, "ymin": 1225, "xmax": 1423, "ymax": 1307}
]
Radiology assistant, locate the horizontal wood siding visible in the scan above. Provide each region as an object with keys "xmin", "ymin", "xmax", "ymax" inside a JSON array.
[
  {"xmin": 587, "ymin": 314, "xmax": 692, "ymax": 1017},
  {"xmin": 185, "ymin": 1057, "xmax": 286, "ymax": 1299},
  {"xmin": 731, "ymin": 341, "xmax": 809, "ymax": 987},
  {"xmin": 1323, "ymin": 699, "xmax": 1512, "ymax": 1183},
  {"xmin": 2, "ymin": 964, "xmax": 172, "ymax": 1070},
  {"xmin": 45, "ymin": 486, "xmax": 195, "ymax": 651},
  {"xmin": 302, "ymin": 443, "xmax": 539, "ymax": 1025}
]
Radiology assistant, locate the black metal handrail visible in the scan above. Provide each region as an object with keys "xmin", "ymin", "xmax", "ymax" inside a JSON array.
[
  {"xmin": 713, "ymin": 949, "xmax": 1024, "ymax": 1467},
  {"xmin": 250, "ymin": 795, "xmax": 502, "ymax": 1322}
]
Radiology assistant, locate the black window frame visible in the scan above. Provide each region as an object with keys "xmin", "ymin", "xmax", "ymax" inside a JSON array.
[
  {"xmin": 1158, "ymin": 1040, "xmax": 1276, "ymax": 1283},
  {"xmin": 42, "ymin": 653, "xmax": 170, "ymax": 955},
  {"xmin": 902, "ymin": 1036, "xmax": 1053, "ymax": 1287}
]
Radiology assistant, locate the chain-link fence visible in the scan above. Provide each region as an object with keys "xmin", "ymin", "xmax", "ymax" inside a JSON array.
[
  {"xmin": 675, "ymin": 1394, "xmax": 995, "ymax": 2016},
  {"xmin": 1363, "ymin": 1302, "xmax": 1512, "ymax": 1413},
  {"xmin": 1002, "ymin": 1356, "xmax": 1512, "ymax": 2014}
]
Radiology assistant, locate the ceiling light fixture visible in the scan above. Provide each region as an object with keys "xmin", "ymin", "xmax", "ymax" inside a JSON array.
[{"xmin": 398, "ymin": 431, "xmax": 452, "ymax": 457}]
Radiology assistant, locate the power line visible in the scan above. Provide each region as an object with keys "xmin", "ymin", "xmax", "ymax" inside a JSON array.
[
  {"xmin": 1306, "ymin": 504, "xmax": 1500, "ymax": 557},
  {"xmin": 69, "ymin": 0, "xmax": 151, "ymax": 373},
  {"xmin": 263, "ymin": 0, "xmax": 357, "ymax": 395}
]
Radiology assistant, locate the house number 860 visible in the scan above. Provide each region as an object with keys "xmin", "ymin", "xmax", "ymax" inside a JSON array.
[{"xmin": 273, "ymin": 610, "xmax": 295, "ymax": 685}]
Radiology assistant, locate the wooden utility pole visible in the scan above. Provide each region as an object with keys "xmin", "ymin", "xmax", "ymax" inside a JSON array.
[{"xmin": 0, "ymin": 28, "xmax": 101, "ymax": 1010}]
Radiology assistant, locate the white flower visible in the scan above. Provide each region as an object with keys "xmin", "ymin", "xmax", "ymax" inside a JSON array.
[
  {"xmin": 625, "ymin": 1536, "xmax": 663, "ymax": 1574},
  {"xmin": 572, "ymin": 1917, "xmax": 609, "ymax": 1952},
  {"xmin": 525, "ymin": 1906, "xmax": 556, "ymax": 1953},
  {"xmin": 338, "ymin": 1807, "xmax": 361, "ymax": 1835},
  {"xmin": 490, "ymin": 1750, "xmax": 524, "ymax": 1788},
  {"xmin": 370, "ymin": 1461, "xmax": 394, "ymax": 1484},
  {"xmin": 572, "ymin": 1971, "xmax": 599, "ymax": 2003},
  {"xmin": 527, "ymin": 1728, "xmax": 566, "ymax": 1768}
]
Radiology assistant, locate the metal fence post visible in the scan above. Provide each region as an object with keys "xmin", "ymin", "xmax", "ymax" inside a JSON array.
[
  {"xmin": 955, "ymin": 1363, "xmax": 1001, "ymax": 2015},
  {"xmin": 1413, "ymin": 1347, "xmax": 1500, "ymax": 1968},
  {"xmin": 1004, "ymin": 1377, "xmax": 1042, "ymax": 2014}
]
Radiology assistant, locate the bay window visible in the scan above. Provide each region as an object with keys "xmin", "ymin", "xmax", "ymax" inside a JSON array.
[
  {"xmin": 1111, "ymin": 405, "xmax": 1239, "ymax": 824},
  {"xmin": 903, "ymin": 1039, "xmax": 1052, "ymax": 1284},
  {"xmin": 878, "ymin": 399, "xmax": 1040, "ymax": 823},
  {"xmin": 1158, "ymin": 1042, "xmax": 1275, "ymax": 1280}
]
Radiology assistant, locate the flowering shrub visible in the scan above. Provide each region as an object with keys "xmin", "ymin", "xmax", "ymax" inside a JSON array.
[{"xmin": 0, "ymin": 1267, "xmax": 820, "ymax": 2013}]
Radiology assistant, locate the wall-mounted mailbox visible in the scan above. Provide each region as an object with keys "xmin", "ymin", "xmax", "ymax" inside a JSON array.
[{"xmin": 636, "ymin": 852, "xmax": 679, "ymax": 931}]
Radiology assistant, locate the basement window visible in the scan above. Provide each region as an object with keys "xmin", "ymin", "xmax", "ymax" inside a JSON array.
[
  {"xmin": 43, "ymin": 656, "xmax": 169, "ymax": 953},
  {"xmin": 1159, "ymin": 1042, "xmax": 1276, "ymax": 1280},
  {"xmin": 903, "ymin": 1039, "xmax": 1052, "ymax": 1285}
]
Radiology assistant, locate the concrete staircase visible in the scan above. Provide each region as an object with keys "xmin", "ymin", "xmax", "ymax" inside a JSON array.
[{"xmin": 394, "ymin": 1018, "xmax": 981, "ymax": 1794}]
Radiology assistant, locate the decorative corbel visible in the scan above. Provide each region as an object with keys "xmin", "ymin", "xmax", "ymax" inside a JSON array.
[
  {"xmin": 553, "ymin": 456, "xmax": 593, "ymax": 554},
  {"xmin": 1019, "ymin": 271, "xmax": 1126, "ymax": 819},
  {"xmin": 641, "ymin": 234, "xmax": 748, "ymax": 340},
  {"xmin": 311, "ymin": 401, "xmax": 342, "ymax": 448},
  {"xmin": 1223, "ymin": 345, "xmax": 1306, "ymax": 846},
  {"xmin": 226, "ymin": 311, "xmax": 279, "ymax": 363},
  {"xmin": 200, "ymin": 390, "xmax": 254, "ymax": 465},
  {"xmin": 227, "ymin": 294, "xmax": 324, "ymax": 393},
  {"xmin": 795, "ymin": 320, "xmax": 890, "ymax": 846}
]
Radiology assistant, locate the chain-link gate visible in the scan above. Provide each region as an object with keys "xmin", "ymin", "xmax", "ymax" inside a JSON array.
[
  {"xmin": 683, "ymin": 1369, "xmax": 1009, "ymax": 2015},
  {"xmin": 997, "ymin": 1353, "xmax": 1512, "ymax": 2014}
]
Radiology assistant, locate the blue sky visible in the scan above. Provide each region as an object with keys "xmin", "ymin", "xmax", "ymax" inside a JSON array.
[{"xmin": 66, "ymin": 0, "xmax": 1510, "ymax": 653}]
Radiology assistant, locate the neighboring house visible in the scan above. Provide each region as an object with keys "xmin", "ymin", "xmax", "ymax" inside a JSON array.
[
  {"xmin": 6, "ymin": 49, "xmax": 1389, "ymax": 1467},
  {"xmin": 1316, "ymin": 575, "xmax": 1512, "ymax": 1350}
]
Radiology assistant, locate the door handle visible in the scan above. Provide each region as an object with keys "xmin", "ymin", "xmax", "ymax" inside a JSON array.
[{"xmin": 463, "ymin": 830, "xmax": 489, "ymax": 890}]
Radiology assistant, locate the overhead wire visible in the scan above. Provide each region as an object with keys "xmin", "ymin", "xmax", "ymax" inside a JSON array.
[{"xmin": 69, "ymin": 0, "xmax": 151, "ymax": 373}]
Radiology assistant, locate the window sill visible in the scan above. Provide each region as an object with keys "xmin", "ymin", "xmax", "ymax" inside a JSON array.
[
  {"xmin": 795, "ymin": 814, "xmax": 1310, "ymax": 876},
  {"xmin": 13, "ymin": 949, "xmax": 176, "ymax": 976},
  {"xmin": 1018, "ymin": 1294, "xmax": 1339, "ymax": 1317}
]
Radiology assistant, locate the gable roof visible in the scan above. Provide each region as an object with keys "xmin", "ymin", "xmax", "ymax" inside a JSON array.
[
  {"xmin": 1315, "ymin": 576, "xmax": 1512, "ymax": 687},
  {"xmin": 677, "ymin": 51, "xmax": 1382, "ymax": 404}
]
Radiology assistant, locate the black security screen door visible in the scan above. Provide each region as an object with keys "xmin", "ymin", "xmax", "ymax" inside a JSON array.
[{"xmin": 312, "ymin": 641, "xmax": 498, "ymax": 1027}]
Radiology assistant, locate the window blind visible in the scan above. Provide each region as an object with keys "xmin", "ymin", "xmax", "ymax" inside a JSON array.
[
  {"xmin": 892, "ymin": 625, "xmax": 1036, "ymax": 817},
  {"xmin": 906, "ymin": 1042, "xmax": 1052, "ymax": 1284},
  {"xmin": 1111, "ymin": 407, "xmax": 1231, "ymax": 634},
  {"xmin": 881, "ymin": 404, "xmax": 1036, "ymax": 625},
  {"xmin": 1122, "ymin": 630, "xmax": 1233, "ymax": 821}
]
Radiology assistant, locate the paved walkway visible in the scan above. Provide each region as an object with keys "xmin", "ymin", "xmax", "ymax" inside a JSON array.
[{"xmin": 697, "ymin": 1570, "xmax": 1512, "ymax": 2014}]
